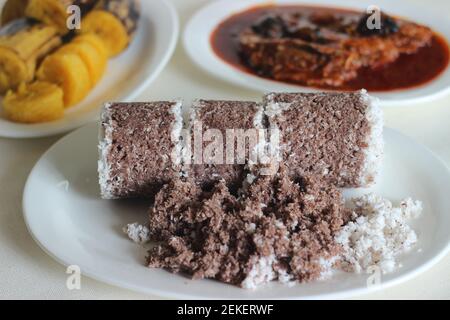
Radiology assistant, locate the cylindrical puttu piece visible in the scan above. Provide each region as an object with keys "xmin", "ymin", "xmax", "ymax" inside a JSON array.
[
  {"xmin": 98, "ymin": 101, "xmax": 183, "ymax": 199},
  {"xmin": 98, "ymin": 90, "xmax": 383, "ymax": 200},
  {"xmin": 264, "ymin": 89, "xmax": 383, "ymax": 188},
  {"xmin": 186, "ymin": 99, "xmax": 264, "ymax": 193}
]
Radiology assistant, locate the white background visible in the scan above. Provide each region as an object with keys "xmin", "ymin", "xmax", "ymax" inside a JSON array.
[{"xmin": 0, "ymin": 0, "xmax": 449, "ymax": 299}]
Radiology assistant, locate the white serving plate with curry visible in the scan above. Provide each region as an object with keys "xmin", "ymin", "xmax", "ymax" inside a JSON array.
[{"xmin": 184, "ymin": 0, "xmax": 450, "ymax": 107}]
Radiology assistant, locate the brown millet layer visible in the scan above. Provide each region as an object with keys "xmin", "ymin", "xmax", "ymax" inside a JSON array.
[
  {"xmin": 146, "ymin": 167, "xmax": 351, "ymax": 287},
  {"xmin": 265, "ymin": 92, "xmax": 371, "ymax": 187},
  {"xmin": 188, "ymin": 100, "xmax": 262, "ymax": 194},
  {"xmin": 101, "ymin": 102, "xmax": 180, "ymax": 199}
]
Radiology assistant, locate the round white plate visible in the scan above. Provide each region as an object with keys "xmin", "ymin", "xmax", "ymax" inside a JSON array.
[
  {"xmin": 0, "ymin": 0, "xmax": 179, "ymax": 138},
  {"xmin": 23, "ymin": 122, "xmax": 450, "ymax": 299},
  {"xmin": 184, "ymin": 0, "xmax": 450, "ymax": 107}
]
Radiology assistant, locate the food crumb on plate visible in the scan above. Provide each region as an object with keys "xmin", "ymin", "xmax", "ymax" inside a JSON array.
[{"xmin": 123, "ymin": 222, "xmax": 151, "ymax": 245}]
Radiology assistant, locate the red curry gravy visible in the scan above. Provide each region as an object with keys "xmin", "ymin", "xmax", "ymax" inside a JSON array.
[{"xmin": 211, "ymin": 5, "xmax": 450, "ymax": 92}]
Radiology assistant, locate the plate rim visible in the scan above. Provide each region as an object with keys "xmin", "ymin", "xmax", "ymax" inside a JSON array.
[
  {"xmin": 183, "ymin": 0, "xmax": 450, "ymax": 108},
  {"xmin": 0, "ymin": 0, "xmax": 180, "ymax": 139},
  {"xmin": 22, "ymin": 122, "xmax": 450, "ymax": 299}
]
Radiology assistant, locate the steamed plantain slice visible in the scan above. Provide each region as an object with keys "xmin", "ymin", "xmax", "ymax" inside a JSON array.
[
  {"xmin": 56, "ymin": 41, "xmax": 107, "ymax": 86},
  {"xmin": 0, "ymin": 47, "xmax": 29, "ymax": 94},
  {"xmin": 72, "ymin": 33, "xmax": 108, "ymax": 61},
  {"xmin": 3, "ymin": 81, "xmax": 64, "ymax": 123},
  {"xmin": 79, "ymin": 10, "xmax": 129, "ymax": 57},
  {"xmin": 94, "ymin": 0, "xmax": 141, "ymax": 36},
  {"xmin": 0, "ymin": 21, "xmax": 61, "ymax": 94},
  {"xmin": 37, "ymin": 52, "xmax": 91, "ymax": 107},
  {"xmin": 78, "ymin": 0, "xmax": 140, "ymax": 56}
]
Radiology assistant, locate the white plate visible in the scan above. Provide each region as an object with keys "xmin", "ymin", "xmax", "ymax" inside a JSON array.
[
  {"xmin": 0, "ymin": 0, "xmax": 179, "ymax": 138},
  {"xmin": 23, "ymin": 122, "xmax": 450, "ymax": 299},
  {"xmin": 184, "ymin": 0, "xmax": 450, "ymax": 107}
]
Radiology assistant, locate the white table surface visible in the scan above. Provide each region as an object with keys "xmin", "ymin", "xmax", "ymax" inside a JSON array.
[{"xmin": 0, "ymin": 0, "xmax": 449, "ymax": 300}]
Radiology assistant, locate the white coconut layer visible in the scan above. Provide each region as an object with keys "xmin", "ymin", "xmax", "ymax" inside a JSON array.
[
  {"xmin": 98, "ymin": 102, "xmax": 115, "ymax": 199},
  {"xmin": 359, "ymin": 89, "xmax": 384, "ymax": 187},
  {"xmin": 241, "ymin": 255, "xmax": 277, "ymax": 289},
  {"xmin": 170, "ymin": 100, "xmax": 184, "ymax": 168},
  {"xmin": 336, "ymin": 193, "xmax": 422, "ymax": 274},
  {"xmin": 180, "ymin": 101, "xmax": 200, "ymax": 171},
  {"xmin": 248, "ymin": 103, "xmax": 266, "ymax": 168}
]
